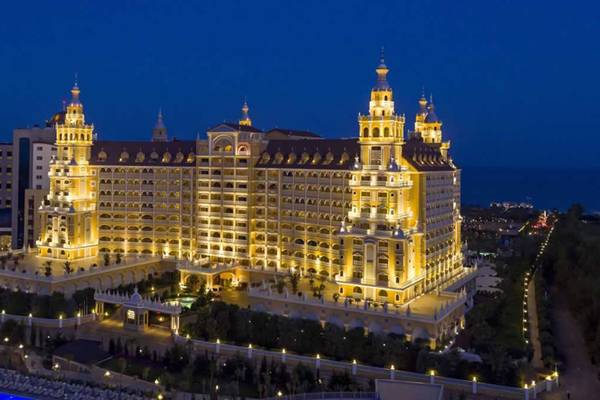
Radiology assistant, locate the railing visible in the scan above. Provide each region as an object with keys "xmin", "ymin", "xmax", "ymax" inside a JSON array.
[
  {"xmin": 0, "ymin": 255, "xmax": 162, "ymax": 283},
  {"xmin": 264, "ymin": 392, "xmax": 378, "ymax": 400},
  {"xmin": 247, "ymin": 287, "xmax": 465, "ymax": 323},
  {"xmin": 0, "ymin": 311, "xmax": 95, "ymax": 328},
  {"xmin": 173, "ymin": 334, "xmax": 559, "ymax": 399}
]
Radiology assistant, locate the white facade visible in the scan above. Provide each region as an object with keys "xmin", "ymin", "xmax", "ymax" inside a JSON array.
[{"xmin": 31, "ymin": 142, "xmax": 56, "ymax": 190}]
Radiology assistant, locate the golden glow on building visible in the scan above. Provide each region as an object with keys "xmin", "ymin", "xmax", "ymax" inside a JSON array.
[
  {"xmin": 37, "ymin": 83, "xmax": 99, "ymax": 260},
  {"xmin": 34, "ymin": 55, "xmax": 465, "ymax": 307}
]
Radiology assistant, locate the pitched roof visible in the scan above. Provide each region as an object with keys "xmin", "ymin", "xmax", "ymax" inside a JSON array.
[
  {"xmin": 265, "ymin": 128, "xmax": 321, "ymax": 139},
  {"xmin": 91, "ymin": 139, "xmax": 196, "ymax": 166},
  {"xmin": 402, "ymin": 136, "xmax": 455, "ymax": 171},
  {"xmin": 255, "ymin": 138, "xmax": 359, "ymax": 170},
  {"xmin": 207, "ymin": 122, "xmax": 263, "ymax": 133}
]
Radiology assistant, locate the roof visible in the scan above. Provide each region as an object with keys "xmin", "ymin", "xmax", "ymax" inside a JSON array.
[
  {"xmin": 375, "ymin": 379, "xmax": 443, "ymax": 400},
  {"xmin": 403, "ymin": 135, "xmax": 455, "ymax": 172},
  {"xmin": 53, "ymin": 339, "xmax": 110, "ymax": 365},
  {"xmin": 91, "ymin": 139, "xmax": 196, "ymax": 166},
  {"xmin": 266, "ymin": 128, "xmax": 321, "ymax": 140},
  {"xmin": 255, "ymin": 138, "xmax": 359, "ymax": 170},
  {"xmin": 46, "ymin": 111, "xmax": 66, "ymax": 127},
  {"xmin": 207, "ymin": 122, "xmax": 263, "ymax": 133}
]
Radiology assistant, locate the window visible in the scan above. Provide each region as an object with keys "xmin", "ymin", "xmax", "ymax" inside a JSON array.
[{"xmin": 370, "ymin": 146, "xmax": 382, "ymax": 166}]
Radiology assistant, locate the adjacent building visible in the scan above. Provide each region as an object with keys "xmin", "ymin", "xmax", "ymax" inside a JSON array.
[{"xmin": 10, "ymin": 123, "xmax": 57, "ymax": 250}]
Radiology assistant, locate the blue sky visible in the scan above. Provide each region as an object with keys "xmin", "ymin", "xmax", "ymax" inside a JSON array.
[{"xmin": 0, "ymin": 0, "xmax": 598, "ymax": 167}]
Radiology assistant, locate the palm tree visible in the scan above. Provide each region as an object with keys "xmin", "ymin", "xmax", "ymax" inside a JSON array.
[
  {"xmin": 103, "ymin": 253, "xmax": 110, "ymax": 266},
  {"xmin": 44, "ymin": 261, "xmax": 53, "ymax": 277},
  {"xmin": 115, "ymin": 253, "xmax": 122, "ymax": 264},
  {"xmin": 288, "ymin": 271, "xmax": 301, "ymax": 294},
  {"xmin": 63, "ymin": 261, "xmax": 73, "ymax": 275}
]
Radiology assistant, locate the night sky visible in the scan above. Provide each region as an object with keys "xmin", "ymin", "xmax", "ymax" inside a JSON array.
[{"xmin": 0, "ymin": 1, "xmax": 598, "ymax": 167}]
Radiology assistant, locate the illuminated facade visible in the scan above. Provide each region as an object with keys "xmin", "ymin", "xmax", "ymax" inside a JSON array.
[
  {"xmin": 34, "ymin": 56, "xmax": 466, "ymax": 309},
  {"xmin": 37, "ymin": 84, "xmax": 99, "ymax": 260}
]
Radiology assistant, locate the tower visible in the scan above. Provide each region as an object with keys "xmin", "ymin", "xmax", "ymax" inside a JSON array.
[
  {"xmin": 357, "ymin": 48, "xmax": 405, "ymax": 166},
  {"xmin": 239, "ymin": 100, "xmax": 252, "ymax": 127},
  {"xmin": 152, "ymin": 109, "xmax": 168, "ymax": 142},
  {"xmin": 414, "ymin": 95, "xmax": 449, "ymax": 158},
  {"xmin": 37, "ymin": 82, "xmax": 98, "ymax": 260},
  {"xmin": 339, "ymin": 52, "xmax": 418, "ymax": 302}
]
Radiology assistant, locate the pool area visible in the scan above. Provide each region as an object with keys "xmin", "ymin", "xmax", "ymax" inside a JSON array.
[
  {"xmin": 0, "ymin": 392, "xmax": 33, "ymax": 399},
  {"xmin": 167, "ymin": 295, "xmax": 198, "ymax": 309}
]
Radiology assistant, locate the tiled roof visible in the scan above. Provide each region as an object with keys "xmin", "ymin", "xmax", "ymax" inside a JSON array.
[
  {"xmin": 255, "ymin": 138, "xmax": 359, "ymax": 170},
  {"xmin": 265, "ymin": 128, "xmax": 321, "ymax": 139},
  {"xmin": 91, "ymin": 140, "xmax": 196, "ymax": 166},
  {"xmin": 402, "ymin": 136, "xmax": 455, "ymax": 171}
]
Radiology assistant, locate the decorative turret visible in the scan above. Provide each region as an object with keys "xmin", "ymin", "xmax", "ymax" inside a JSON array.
[
  {"xmin": 239, "ymin": 100, "xmax": 252, "ymax": 127},
  {"xmin": 37, "ymin": 82, "xmax": 98, "ymax": 261},
  {"xmin": 374, "ymin": 48, "xmax": 390, "ymax": 91},
  {"xmin": 414, "ymin": 94, "xmax": 443, "ymax": 144},
  {"xmin": 152, "ymin": 109, "xmax": 168, "ymax": 142},
  {"xmin": 358, "ymin": 50, "xmax": 405, "ymax": 166}
]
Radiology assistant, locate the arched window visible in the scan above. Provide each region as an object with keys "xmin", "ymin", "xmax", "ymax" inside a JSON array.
[
  {"xmin": 384, "ymin": 127, "xmax": 390, "ymax": 137},
  {"xmin": 363, "ymin": 127, "xmax": 369, "ymax": 137},
  {"xmin": 373, "ymin": 127, "xmax": 380, "ymax": 137}
]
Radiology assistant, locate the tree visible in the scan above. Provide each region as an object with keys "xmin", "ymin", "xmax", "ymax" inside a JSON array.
[
  {"xmin": 274, "ymin": 277, "xmax": 286, "ymax": 294},
  {"xmin": 63, "ymin": 261, "xmax": 72, "ymax": 275},
  {"xmin": 43, "ymin": 261, "xmax": 53, "ymax": 277},
  {"xmin": 187, "ymin": 275, "xmax": 200, "ymax": 292},
  {"xmin": 103, "ymin": 253, "xmax": 110, "ymax": 266},
  {"xmin": 288, "ymin": 271, "xmax": 301, "ymax": 294}
]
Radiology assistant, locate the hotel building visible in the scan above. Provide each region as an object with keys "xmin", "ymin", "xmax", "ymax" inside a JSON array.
[{"xmin": 27, "ymin": 55, "xmax": 473, "ymax": 342}]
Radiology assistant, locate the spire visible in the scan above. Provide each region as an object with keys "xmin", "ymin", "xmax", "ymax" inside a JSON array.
[
  {"xmin": 70, "ymin": 75, "xmax": 81, "ymax": 105},
  {"xmin": 425, "ymin": 94, "xmax": 439, "ymax": 123},
  {"xmin": 152, "ymin": 108, "xmax": 168, "ymax": 142},
  {"xmin": 374, "ymin": 47, "xmax": 390, "ymax": 90},
  {"xmin": 239, "ymin": 99, "xmax": 252, "ymax": 126},
  {"xmin": 155, "ymin": 108, "xmax": 165, "ymax": 130},
  {"xmin": 418, "ymin": 87, "xmax": 428, "ymax": 114}
]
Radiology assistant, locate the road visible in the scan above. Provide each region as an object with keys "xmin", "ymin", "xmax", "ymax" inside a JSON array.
[
  {"xmin": 545, "ymin": 291, "xmax": 600, "ymax": 399},
  {"xmin": 528, "ymin": 273, "xmax": 544, "ymax": 369}
]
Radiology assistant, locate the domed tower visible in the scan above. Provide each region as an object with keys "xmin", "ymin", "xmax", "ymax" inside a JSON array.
[
  {"xmin": 339, "ymin": 51, "xmax": 417, "ymax": 303},
  {"xmin": 415, "ymin": 95, "xmax": 443, "ymax": 144},
  {"xmin": 357, "ymin": 48, "xmax": 406, "ymax": 166},
  {"xmin": 37, "ymin": 82, "xmax": 98, "ymax": 261},
  {"xmin": 239, "ymin": 100, "xmax": 252, "ymax": 127},
  {"xmin": 152, "ymin": 109, "xmax": 168, "ymax": 142}
]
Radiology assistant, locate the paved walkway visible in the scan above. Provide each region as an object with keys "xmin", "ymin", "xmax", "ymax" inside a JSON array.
[
  {"xmin": 528, "ymin": 273, "xmax": 544, "ymax": 369},
  {"xmin": 545, "ymin": 291, "xmax": 600, "ymax": 399}
]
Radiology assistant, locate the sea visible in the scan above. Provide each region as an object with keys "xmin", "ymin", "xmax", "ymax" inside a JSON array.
[{"xmin": 461, "ymin": 166, "xmax": 600, "ymax": 213}]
